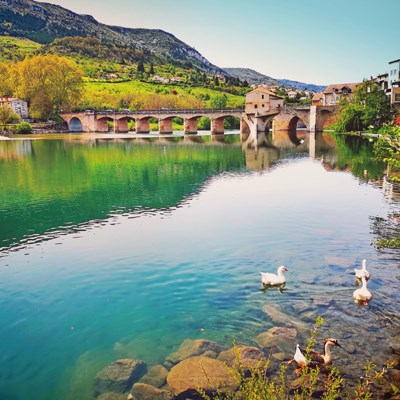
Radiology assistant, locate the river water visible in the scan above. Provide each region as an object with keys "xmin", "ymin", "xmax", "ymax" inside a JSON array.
[{"xmin": 0, "ymin": 132, "xmax": 399, "ymax": 399}]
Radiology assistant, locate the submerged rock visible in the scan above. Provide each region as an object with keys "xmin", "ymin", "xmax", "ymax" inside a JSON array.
[
  {"xmin": 94, "ymin": 358, "xmax": 147, "ymax": 396},
  {"xmin": 255, "ymin": 326, "xmax": 298, "ymax": 354},
  {"xmin": 97, "ymin": 393, "xmax": 128, "ymax": 400},
  {"xmin": 131, "ymin": 383, "xmax": 173, "ymax": 400},
  {"xmin": 166, "ymin": 356, "xmax": 236, "ymax": 398},
  {"xmin": 164, "ymin": 339, "xmax": 226, "ymax": 366},
  {"xmin": 138, "ymin": 365, "xmax": 169, "ymax": 388},
  {"xmin": 217, "ymin": 345, "xmax": 266, "ymax": 373},
  {"xmin": 263, "ymin": 304, "xmax": 309, "ymax": 334}
]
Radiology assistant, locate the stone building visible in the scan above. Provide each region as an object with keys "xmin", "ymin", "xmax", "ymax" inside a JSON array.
[
  {"xmin": 322, "ymin": 83, "xmax": 359, "ymax": 105},
  {"xmin": 0, "ymin": 97, "xmax": 29, "ymax": 118},
  {"xmin": 245, "ymin": 87, "xmax": 284, "ymax": 115}
]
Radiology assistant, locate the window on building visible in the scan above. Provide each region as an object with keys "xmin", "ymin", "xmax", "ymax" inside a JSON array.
[
  {"xmin": 261, "ymin": 95, "xmax": 264, "ymax": 99},
  {"xmin": 254, "ymin": 105, "xmax": 258, "ymax": 109},
  {"xmin": 262, "ymin": 104, "xmax": 264, "ymax": 107},
  {"xmin": 342, "ymin": 88, "xmax": 348, "ymax": 95},
  {"xmin": 395, "ymin": 94, "xmax": 400, "ymax": 102}
]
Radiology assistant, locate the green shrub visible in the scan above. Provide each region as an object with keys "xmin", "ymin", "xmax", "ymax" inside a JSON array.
[{"xmin": 15, "ymin": 122, "xmax": 32, "ymax": 134}]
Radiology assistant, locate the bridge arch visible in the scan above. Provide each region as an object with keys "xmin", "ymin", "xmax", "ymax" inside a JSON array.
[
  {"xmin": 68, "ymin": 117, "xmax": 83, "ymax": 132},
  {"xmin": 96, "ymin": 116, "xmax": 115, "ymax": 132}
]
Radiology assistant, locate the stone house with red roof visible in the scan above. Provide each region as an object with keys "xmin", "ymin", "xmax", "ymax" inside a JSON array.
[
  {"xmin": 322, "ymin": 83, "xmax": 360, "ymax": 105},
  {"xmin": 245, "ymin": 87, "xmax": 284, "ymax": 114}
]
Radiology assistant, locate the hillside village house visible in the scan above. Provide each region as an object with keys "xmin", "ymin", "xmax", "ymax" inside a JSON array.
[
  {"xmin": 245, "ymin": 87, "xmax": 284, "ymax": 114},
  {"xmin": 0, "ymin": 97, "xmax": 29, "ymax": 119}
]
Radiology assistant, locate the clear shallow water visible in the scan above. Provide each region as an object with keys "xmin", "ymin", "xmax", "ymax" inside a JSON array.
[{"xmin": 0, "ymin": 133, "xmax": 399, "ymax": 399}]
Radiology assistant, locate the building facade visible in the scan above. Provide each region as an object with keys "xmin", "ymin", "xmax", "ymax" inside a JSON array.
[
  {"xmin": 245, "ymin": 87, "xmax": 284, "ymax": 114},
  {"xmin": 0, "ymin": 97, "xmax": 29, "ymax": 119},
  {"xmin": 322, "ymin": 83, "xmax": 359, "ymax": 106}
]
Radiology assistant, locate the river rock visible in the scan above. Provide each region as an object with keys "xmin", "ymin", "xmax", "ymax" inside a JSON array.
[
  {"xmin": 94, "ymin": 359, "xmax": 147, "ymax": 396},
  {"xmin": 166, "ymin": 356, "xmax": 237, "ymax": 398},
  {"xmin": 217, "ymin": 345, "xmax": 266, "ymax": 372},
  {"xmin": 255, "ymin": 326, "xmax": 298, "ymax": 354},
  {"xmin": 165, "ymin": 339, "xmax": 226, "ymax": 366},
  {"xmin": 138, "ymin": 365, "xmax": 168, "ymax": 388},
  {"xmin": 263, "ymin": 304, "xmax": 308, "ymax": 334},
  {"xmin": 98, "ymin": 393, "xmax": 128, "ymax": 400},
  {"xmin": 131, "ymin": 383, "xmax": 173, "ymax": 400}
]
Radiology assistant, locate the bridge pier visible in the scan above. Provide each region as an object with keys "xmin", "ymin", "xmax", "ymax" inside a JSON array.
[
  {"xmin": 96, "ymin": 118, "xmax": 109, "ymax": 132},
  {"xmin": 115, "ymin": 119, "xmax": 129, "ymax": 133},
  {"xmin": 184, "ymin": 118, "xmax": 197, "ymax": 134},
  {"xmin": 136, "ymin": 118, "xmax": 150, "ymax": 133},
  {"xmin": 211, "ymin": 118, "xmax": 224, "ymax": 134},
  {"xmin": 159, "ymin": 118, "xmax": 173, "ymax": 134}
]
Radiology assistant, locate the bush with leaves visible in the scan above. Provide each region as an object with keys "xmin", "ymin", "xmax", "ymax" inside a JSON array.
[{"xmin": 15, "ymin": 121, "xmax": 32, "ymax": 134}]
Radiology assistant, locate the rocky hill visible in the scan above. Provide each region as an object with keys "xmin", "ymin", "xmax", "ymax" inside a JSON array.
[
  {"xmin": 224, "ymin": 67, "xmax": 326, "ymax": 92},
  {"xmin": 278, "ymin": 78, "xmax": 326, "ymax": 93},
  {"xmin": 223, "ymin": 68, "xmax": 281, "ymax": 86},
  {"xmin": 0, "ymin": 0, "xmax": 223, "ymax": 73}
]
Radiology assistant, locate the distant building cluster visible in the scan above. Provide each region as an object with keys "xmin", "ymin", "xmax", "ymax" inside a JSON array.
[
  {"xmin": 371, "ymin": 59, "xmax": 400, "ymax": 110},
  {"xmin": 311, "ymin": 58, "xmax": 400, "ymax": 110},
  {"xmin": 0, "ymin": 97, "xmax": 29, "ymax": 119}
]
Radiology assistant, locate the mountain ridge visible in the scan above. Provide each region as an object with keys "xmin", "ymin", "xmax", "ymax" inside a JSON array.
[
  {"xmin": 0, "ymin": 0, "xmax": 224, "ymax": 74},
  {"xmin": 224, "ymin": 67, "xmax": 326, "ymax": 92}
]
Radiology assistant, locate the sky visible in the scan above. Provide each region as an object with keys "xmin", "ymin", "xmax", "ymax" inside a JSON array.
[{"xmin": 36, "ymin": 0, "xmax": 400, "ymax": 85}]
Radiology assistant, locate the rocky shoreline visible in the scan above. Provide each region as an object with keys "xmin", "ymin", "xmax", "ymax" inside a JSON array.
[{"xmin": 91, "ymin": 323, "xmax": 400, "ymax": 400}]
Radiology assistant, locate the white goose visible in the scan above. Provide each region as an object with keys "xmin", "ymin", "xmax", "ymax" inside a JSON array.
[
  {"xmin": 354, "ymin": 259, "xmax": 370, "ymax": 280},
  {"xmin": 353, "ymin": 276, "xmax": 372, "ymax": 304},
  {"xmin": 288, "ymin": 339, "xmax": 342, "ymax": 374},
  {"xmin": 260, "ymin": 266, "xmax": 288, "ymax": 286}
]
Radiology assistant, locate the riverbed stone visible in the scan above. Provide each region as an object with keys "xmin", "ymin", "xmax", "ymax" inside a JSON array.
[
  {"xmin": 166, "ymin": 356, "xmax": 237, "ymax": 397},
  {"xmin": 263, "ymin": 304, "xmax": 308, "ymax": 334},
  {"xmin": 138, "ymin": 365, "xmax": 168, "ymax": 388},
  {"xmin": 130, "ymin": 383, "xmax": 173, "ymax": 400},
  {"xmin": 217, "ymin": 345, "xmax": 266, "ymax": 372},
  {"xmin": 98, "ymin": 393, "xmax": 128, "ymax": 400},
  {"xmin": 94, "ymin": 359, "xmax": 147, "ymax": 396},
  {"xmin": 255, "ymin": 326, "xmax": 298, "ymax": 353},
  {"xmin": 164, "ymin": 339, "xmax": 226, "ymax": 366}
]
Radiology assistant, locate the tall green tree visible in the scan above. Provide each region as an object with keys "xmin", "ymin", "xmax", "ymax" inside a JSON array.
[{"xmin": 336, "ymin": 81, "xmax": 393, "ymax": 132}]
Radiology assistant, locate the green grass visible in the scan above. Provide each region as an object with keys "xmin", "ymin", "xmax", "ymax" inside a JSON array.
[{"xmin": 0, "ymin": 36, "xmax": 42, "ymax": 61}]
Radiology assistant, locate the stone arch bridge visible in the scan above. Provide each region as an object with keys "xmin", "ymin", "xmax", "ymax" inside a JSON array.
[
  {"xmin": 60, "ymin": 105, "xmax": 337, "ymax": 134},
  {"xmin": 60, "ymin": 109, "xmax": 244, "ymax": 134},
  {"xmin": 241, "ymin": 105, "xmax": 338, "ymax": 135}
]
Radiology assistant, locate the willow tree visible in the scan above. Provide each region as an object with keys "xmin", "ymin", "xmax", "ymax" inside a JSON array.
[{"xmin": 9, "ymin": 54, "xmax": 84, "ymax": 117}]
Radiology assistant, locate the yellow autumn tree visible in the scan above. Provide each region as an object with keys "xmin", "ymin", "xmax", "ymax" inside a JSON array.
[
  {"xmin": 0, "ymin": 63, "xmax": 11, "ymax": 96},
  {"xmin": 9, "ymin": 54, "xmax": 84, "ymax": 117}
]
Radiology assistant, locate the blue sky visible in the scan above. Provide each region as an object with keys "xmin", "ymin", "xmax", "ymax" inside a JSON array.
[{"xmin": 36, "ymin": 0, "xmax": 400, "ymax": 85}]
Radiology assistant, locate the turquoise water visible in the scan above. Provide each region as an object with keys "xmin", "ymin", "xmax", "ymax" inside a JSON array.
[{"xmin": 0, "ymin": 133, "xmax": 399, "ymax": 399}]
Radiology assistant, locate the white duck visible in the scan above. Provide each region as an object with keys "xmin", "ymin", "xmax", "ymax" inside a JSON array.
[
  {"xmin": 260, "ymin": 265, "xmax": 288, "ymax": 286},
  {"xmin": 353, "ymin": 276, "xmax": 372, "ymax": 304},
  {"xmin": 354, "ymin": 259, "xmax": 370, "ymax": 280}
]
